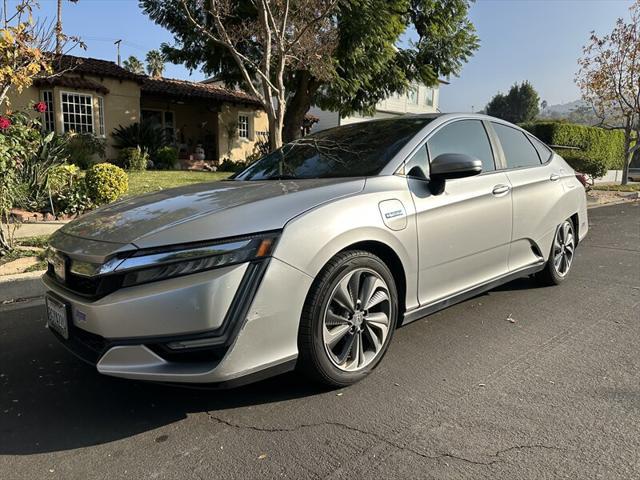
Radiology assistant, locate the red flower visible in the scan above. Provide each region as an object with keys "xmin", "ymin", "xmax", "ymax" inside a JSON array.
[
  {"xmin": 0, "ymin": 116, "xmax": 11, "ymax": 130},
  {"xmin": 34, "ymin": 101, "xmax": 47, "ymax": 113}
]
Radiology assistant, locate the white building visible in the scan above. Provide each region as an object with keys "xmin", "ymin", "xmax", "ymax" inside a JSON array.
[{"xmin": 308, "ymin": 80, "xmax": 445, "ymax": 133}]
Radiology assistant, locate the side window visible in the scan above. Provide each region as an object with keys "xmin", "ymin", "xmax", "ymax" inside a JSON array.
[
  {"xmin": 492, "ymin": 123, "xmax": 542, "ymax": 169},
  {"xmin": 403, "ymin": 145, "xmax": 429, "ymax": 178},
  {"xmin": 528, "ymin": 135, "xmax": 552, "ymax": 163},
  {"xmin": 427, "ymin": 120, "xmax": 495, "ymax": 173}
]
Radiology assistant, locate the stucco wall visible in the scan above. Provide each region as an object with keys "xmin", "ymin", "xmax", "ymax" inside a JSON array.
[
  {"xmin": 218, "ymin": 103, "xmax": 269, "ymax": 162},
  {"xmin": 6, "ymin": 75, "xmax": 140, "ymax": 159}
]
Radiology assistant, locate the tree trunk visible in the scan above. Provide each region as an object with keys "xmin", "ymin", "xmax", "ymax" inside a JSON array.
[
  {"xmin": 283, "ymin": 71, "xmax": 320, "ymax": 143},
  {"xmin": 267, "ymin": 111, "xmax": 283, "ymax": 150},
  {"xmin": 621, "ymin": 119, "xmax": 632, "ymax": 185}
]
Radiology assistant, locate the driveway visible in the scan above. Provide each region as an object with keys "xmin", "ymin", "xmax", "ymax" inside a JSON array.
[{"xmin": 1, "ymin": 203, "xmax": 638, "ymax": 479}]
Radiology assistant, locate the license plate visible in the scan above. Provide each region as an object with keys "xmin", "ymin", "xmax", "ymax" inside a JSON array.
[{"xmin": 46, "ymin": 295, "xmax": 69, "ymax": 340}]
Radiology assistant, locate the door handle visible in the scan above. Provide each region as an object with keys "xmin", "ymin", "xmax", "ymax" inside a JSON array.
[
  {"xmin": 550, "ymin": 173, "xmax": 560, "ymax": 181},
  {"xmin": 492, "ymin": 184, "xmax": 511, "ymax": 196}
]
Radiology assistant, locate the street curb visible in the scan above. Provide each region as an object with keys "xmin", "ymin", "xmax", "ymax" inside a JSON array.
[
  {"xmin": 587, "ymin": 198, "xmax": 638, "ymax": 210},
  {"xmin": 0, "ymin": 271, "xmax": 46, "ymax": 304}
]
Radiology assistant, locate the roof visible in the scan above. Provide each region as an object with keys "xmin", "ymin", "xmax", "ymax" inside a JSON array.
[
  {"xmin": 52, "ymin": 54, "xmax": 143, "ymax": 82},
  {"xmin": 141, "ymin": 77, "xmax": 263, "ymax": 107},
  {"xmin": 42, "ymin": 54, "xmax": 263, "ymax": 106},
  {"xmin": 34, "ymin": 76, "xmax": 110, "ymax": 94}
]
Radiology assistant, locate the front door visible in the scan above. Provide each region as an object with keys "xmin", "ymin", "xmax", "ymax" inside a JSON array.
[{"xmin": 407, "ymin": 119, "xmax": 513, "ymax": 306}]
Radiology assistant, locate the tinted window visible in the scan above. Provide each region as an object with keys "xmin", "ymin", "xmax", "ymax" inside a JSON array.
[
  {"xmin": 492, "ymin": 123, "xmax": 541, "ymax": 169},
  {"xmin": 528, "ymin": 135, "xmax": 552, "ymax": 163},
  {"xmin": 235, "ymin": 117, "xmax": 433, "ymax": 180},
  {"xmin": 403, "ymin": 145, "xmax": 428, "ymax": 178},
  {"xmin": 427, "ymin": 120, "xmax": 495, "ymax": 173}
]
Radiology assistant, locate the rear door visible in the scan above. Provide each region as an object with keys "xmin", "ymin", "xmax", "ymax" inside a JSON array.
[
  {"xmin": 489, "ymin": 122, "xmax": 566, "ymax": 271},
  {"xmin": 407, "ymin": 119, "xmax": 513, "ymax": 306}
]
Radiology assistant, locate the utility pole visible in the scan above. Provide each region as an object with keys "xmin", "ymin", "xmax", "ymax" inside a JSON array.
[
  {"xmin": 55, "ymin": 0, "xmax": 63, "ymax": 55},
  {"xmin": 114, "ymin": 39, "xmax": 122, "ymax": 66}
]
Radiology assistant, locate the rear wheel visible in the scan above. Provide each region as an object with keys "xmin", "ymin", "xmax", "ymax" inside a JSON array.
[
  {"xmin": 536, "ymin": 218, "xmax": 576, "ymax": 285},
  {"xmin": 297, "ymin": 250, "xmax": 398, "ymax": 387}
]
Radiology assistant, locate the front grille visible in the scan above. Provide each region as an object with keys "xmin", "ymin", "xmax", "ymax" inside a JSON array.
[{"xmin": 46, "ymin": 265, "xmax": 123, "ymax": 299}]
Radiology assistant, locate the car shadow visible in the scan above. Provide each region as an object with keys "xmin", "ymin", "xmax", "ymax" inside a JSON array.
[
  {"xmin": 1, "ymin": 274, "xmax": 546, "ymax": 456},
  {"xmin": 0, "ymin": 302, "xmax": 327, "ymax": 455}
]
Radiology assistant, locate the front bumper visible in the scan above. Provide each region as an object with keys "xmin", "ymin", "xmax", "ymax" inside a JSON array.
[{"xmin": 43, "ymin": 257, "xmax": 314, "ymax": 384}]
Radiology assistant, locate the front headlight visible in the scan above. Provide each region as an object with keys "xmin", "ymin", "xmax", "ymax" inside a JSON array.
[{"xmin": 67, "ymin": 231, "xmax": 279, "ymax": 288}]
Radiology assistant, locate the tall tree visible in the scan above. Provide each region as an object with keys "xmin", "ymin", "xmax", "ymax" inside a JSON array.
[
  {"xmin": 55, "ymin": 0, "xmax": 79, "ymax": 55},
  {"xmin": 140, "ymin": 0, "xmax": 479, "ymax": 146},
  {"xmin": 145, "ymin": 49, "xmax": 165, "ymax": 78},
  {"xmin": 123, "ymin": 55, "xmax": 145, "ymax": 74},
  {"xmin": 485, "ymin": 81, "xmax": 540, "ymax": 124},
  {"xmin": 576, "ymin": 0, "xmax": 639, "ymax": 184}
]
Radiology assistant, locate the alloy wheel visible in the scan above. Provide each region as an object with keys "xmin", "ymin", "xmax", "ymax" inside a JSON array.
[
  {"xmin": 553, "ymin": 220, "xmax": 575, "ymax": 277},
  {"xmin": 322, "ymin": 268, "xmax": 391, "ymax": 372}
]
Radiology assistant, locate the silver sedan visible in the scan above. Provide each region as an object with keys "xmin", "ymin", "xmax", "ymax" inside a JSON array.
[{"xmin": 43, "ymin": 113, "xmax": 588, "ymax": 387}]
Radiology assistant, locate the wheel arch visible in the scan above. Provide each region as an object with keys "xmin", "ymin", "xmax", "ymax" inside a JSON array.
[{"xmin": 337, "ymin": 240, "xmax": 408, "ymax": 319}]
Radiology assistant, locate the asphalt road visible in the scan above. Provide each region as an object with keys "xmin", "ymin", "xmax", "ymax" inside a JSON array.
[{"xmin": 1, "ymin": 203, "xmax": 638, "ymax": 480}]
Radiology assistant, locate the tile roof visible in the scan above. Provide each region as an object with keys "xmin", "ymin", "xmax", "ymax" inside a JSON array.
[
  {"xmin": 52, "ymin": 54, "xmax": 143, "ymax": 82},
  {"xmin": 43, "ymin": 54, "xmax": 263, "ymax": 106},
  {"xmin": 141, "ymin": 77, "xmax": 263, "ymax": 107},
  {"xmin": 34, "ymin": 76, "xmax": 110, "ymax": 94}
]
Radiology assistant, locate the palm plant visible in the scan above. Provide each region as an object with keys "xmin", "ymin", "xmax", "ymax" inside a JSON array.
[
  {"xmin": 122, "ymin": 55, "xmax": 145, "ymax": 74},
  {"xmin": 145, "ymin": 50, "xmax": 165, "ymax": 78}
]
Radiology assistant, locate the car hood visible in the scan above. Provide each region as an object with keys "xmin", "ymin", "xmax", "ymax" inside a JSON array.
[{"xmin": 59, "ymin": 178, "xmax": 365, "ymax": 250}]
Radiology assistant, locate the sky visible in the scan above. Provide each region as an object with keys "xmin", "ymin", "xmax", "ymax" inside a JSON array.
[{"xmin": 9, "ymin": 0, "xmax": 636, "ymax": 112}]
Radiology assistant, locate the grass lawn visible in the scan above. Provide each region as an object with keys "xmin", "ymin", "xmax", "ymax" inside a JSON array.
[
  {"xmin": 127, "ymin": 171, "xmax": 232, "ymax": 197},
  {"xmin": 592, "ymin": 183, "xmax": 640, "ymax": 192}
]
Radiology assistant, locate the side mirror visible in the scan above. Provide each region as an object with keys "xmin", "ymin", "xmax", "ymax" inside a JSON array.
[{"xmin": 429, "ymin": 153, "xmax": 483, "ymax": 195}]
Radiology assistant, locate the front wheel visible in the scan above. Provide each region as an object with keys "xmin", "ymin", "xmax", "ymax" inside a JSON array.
[
  {"xmin": 297, "ymin": 250, "xmax": 398, "ymax": 387},
  {"xmin": 536, "ymin": 218, "xmax": 576, "ymax": 286}
]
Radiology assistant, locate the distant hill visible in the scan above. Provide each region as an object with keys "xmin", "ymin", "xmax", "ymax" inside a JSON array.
[{"xmin": 538, "ymin": 99, "xmax": 599, "ymax": 125}]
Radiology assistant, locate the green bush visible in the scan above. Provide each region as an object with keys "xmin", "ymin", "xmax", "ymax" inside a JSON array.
[
  {"xmin": 219, "ymin": 158, "xmax": 245, "ymax": 173},
  {"xmin": 15, "ymin": 131, "xmax": 69, "ymax": 212},
  {"xmin": 521, "ymin": 121, "xmax": 626, "ymax": 177},
  {"xmin": 117, "ymin": 146, "xmax": 148, "ymax": 171},
  {"xmin": 85, "ymin": 163, "xmax": 128, "ymax": 205},
  {"xmin": 155, "ymin": 146, "xmax": 179, "ymax": 169},
  {"xmin": 64, "ymin": 133, "xmax": 106, "ymax": 169},
  {"xmin": 48, "ymin": 164, "xmax": 92, "ymax": 215},
  {"xmin": 112, "ymin": 120, "xmax": 167, "ymax": 157}
]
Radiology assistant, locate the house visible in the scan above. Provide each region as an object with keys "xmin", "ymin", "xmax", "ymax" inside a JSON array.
[
  {"xmin": 8, "ymin": 55, "xmax": 268, "ymax": 163},
  {"xmin": 308, "ymin": 80, "xmax": 445, "ymax": 133}
]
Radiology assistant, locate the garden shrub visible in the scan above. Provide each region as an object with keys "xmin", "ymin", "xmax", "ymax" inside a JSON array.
[
  {"xmin": 117, "ymin": 146, "xmax": 148, "ymax": 171},
  {"xmin": 64, "ymin": 132, "xmax": 106, "ymax": 169},
  {"xmin": 219, "ymin": 158, "xmax": 246, "ymax": 172},
  {"xmin": 521, "ymin": 121, "xmax": 626, "ymax": 177},
  {"xmin": 85, "ymin": 163, "xmax": 128, "ymax": 205},
  {"xmin": 48, "ymin": 164, "xmax": 92, "ymax": 215},
  {"xmin": 112, "ymin": 120, "xmax": 167, "ymax": 157},
  {"xmin": 155, "ymin": 146, "xmax": 179, "ymax": 169}
]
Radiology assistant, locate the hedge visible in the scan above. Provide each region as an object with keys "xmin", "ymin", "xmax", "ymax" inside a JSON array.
[{"xmin": 520, "ymin": 121, "xmax": 626, "ymax": 177}]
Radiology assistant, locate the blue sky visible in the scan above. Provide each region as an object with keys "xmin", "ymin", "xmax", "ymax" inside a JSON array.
[{"xmin": 15, "ymin": 0, "xmax": 635, "ymax": 112}]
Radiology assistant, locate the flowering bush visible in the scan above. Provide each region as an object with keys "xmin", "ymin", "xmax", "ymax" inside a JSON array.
[
  {"xmin": 0, "ymin": 116, "xmax": 11, "ymax": 130},
  {"xmin": 33, "ymin": 101, "xmax": 47, "ymax": 113}
]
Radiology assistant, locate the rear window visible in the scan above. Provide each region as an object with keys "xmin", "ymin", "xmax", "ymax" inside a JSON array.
[
  {"xmin": 492, "ymin": 123, "xmax": 541, "ymax": 169},
  {"xmin": 528, "ymin": 135, "xmax": 552, "ymax": 163}
]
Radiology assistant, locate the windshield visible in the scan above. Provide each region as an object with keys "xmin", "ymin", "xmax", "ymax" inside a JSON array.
[{"xmin": 234, "ymin": 117, "xmax": 434, "ymax": 181}]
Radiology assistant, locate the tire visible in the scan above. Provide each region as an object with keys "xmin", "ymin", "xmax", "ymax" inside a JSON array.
[
  {"xmin": 297, "ymin": 250, "xmax": 398, "ymax": 387},
  {"xmin": 536, "ymin": 218, "xmax": 576, "ymax": 286}
]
